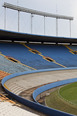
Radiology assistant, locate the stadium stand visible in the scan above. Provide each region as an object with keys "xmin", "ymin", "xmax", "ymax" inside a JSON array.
[
  {"xmin": 0, "ymin": 71, "xmax": 10, "ymax": 80},
  {"xmin": 1, "ymin": 30, "xmax": 77, "ymax": 116},
  {"xmin": 0, "ymin": 50, "xmax": 32, "ymax": 73},
  {"xmin": 0, "ymin": 42, "xmax": 77, "ymax": 70},
  {"xmin": 4, "ymin": 81, "xmax": 26, "ymax": 95},
  {"xmin": 0, "ymin": 102, "xmax": 38, "ymax": 116},
  {"xmin": 66, "ymin": 45, "xmax": 77, "ymax": 51},
  {"xmin": 2, "ymin": 69, "xmax": 75, "ymax": 116},
  {"xmin": 0, "ymin": 42, "xmax": 63, "ymax": 70},
  {"xmin": 65, "ymin": 45, "xmax": 77, "ymax": 54},
  {"xmin": 26, "ymin": 44, "xmax": 77, "ymax": 67}
]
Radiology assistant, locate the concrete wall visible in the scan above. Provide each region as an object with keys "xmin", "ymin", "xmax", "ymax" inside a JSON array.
[{"xmin": 1, "ymin": 69, "xmax": 75, "ymax": 116}]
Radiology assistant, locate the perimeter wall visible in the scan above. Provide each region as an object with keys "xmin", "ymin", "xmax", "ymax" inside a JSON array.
[{"xmin": 2, "ymin": 68, "xmax": 76, "ymax": 116}]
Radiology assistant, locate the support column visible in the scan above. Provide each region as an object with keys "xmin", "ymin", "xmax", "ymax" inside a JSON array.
[
  {"xmin": 18, "ymin": 10, "xmax": 20, "ymax": 32},
  {"xmin": 44, "ymin": 16, "xmax": 45, "ymax": 35},
  {"xmin": 69, "ymin": 20, "xmax": 71, "ymax": 38},
  {"xmin": 17, "ymin": 0, "xmax": 19, "ymax": 5},
  {"xmin": 56, "ymin": 18, "xmax": 58, "ymax": 36},
  {"xmin": 31, "ymin": 13, "xmax": 33, "ymax": 34},
  {"xmin": 4, "ymin": 7, "xmax": 6, "ymax": 30}
]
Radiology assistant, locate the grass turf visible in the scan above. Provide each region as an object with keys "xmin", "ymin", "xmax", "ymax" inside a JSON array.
[
  {"xmin": 59, "ymin": 82, "xmax": 77, "ymax": 105},
  {"xmin": 45, "ymin": 82, "xmax": 77, "ymax": 115}
]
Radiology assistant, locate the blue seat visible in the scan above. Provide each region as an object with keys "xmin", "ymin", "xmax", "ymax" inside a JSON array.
[{"xmin": 0, "ymin": 42, "xmax": 77, "ymax": 70}]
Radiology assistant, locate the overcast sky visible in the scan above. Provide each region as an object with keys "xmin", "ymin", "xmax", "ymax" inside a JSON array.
[{"xmin": 0, "ymin": 0, "xmax": 77, "ymax": 38}]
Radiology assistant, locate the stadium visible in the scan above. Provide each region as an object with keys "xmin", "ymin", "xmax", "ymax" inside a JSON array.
[{"xmin": 0, "ymin": 0, "xmax": 77, "ymax": 116}]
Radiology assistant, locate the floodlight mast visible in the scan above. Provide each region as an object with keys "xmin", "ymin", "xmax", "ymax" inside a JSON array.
[{"xmin": 3, "ymin": 2, "xmax": 73, "ymax": 37}]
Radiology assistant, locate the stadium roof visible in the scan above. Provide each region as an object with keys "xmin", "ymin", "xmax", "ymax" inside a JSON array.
[
  {"xmin": 0, "ymin": 29, "xmax": 77, "ymax": 43},
  {"xmin": 3, "ymin": 2, "xmax": 73, "ymax": 20}
]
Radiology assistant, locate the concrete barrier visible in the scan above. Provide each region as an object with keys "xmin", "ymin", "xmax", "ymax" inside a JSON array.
[{"xmin": 2, "ymin": 68, "xmax": 75, "ymax": 116}]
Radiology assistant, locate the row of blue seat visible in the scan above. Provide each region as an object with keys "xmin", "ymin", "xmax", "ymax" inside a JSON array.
[
  {"xmin": 69, "ymin": 45, "xmax": 77, "ymax": 51},
  {"xmin": 0, "ymin": 53, "xmax": 32, "ymax": 74},
  {"xmin": 0, "ymin": 43, "xmax": 62, "ymax": 69},
  {"xmin": 27, "ymin": 44, "xmax": 77, "ymax": 67},
  {"xmin": 0, "ymin": 42, "xmax": 77, "ymax": 70}
]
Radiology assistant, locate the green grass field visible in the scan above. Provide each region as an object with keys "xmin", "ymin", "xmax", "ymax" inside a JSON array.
[
  {"xmin": 45, "ymin": 82, "xmax": 77, "ymax": 115},
  {"xmin": 59, "ymin": 82, "xmax": 77, "ymax": 105}
]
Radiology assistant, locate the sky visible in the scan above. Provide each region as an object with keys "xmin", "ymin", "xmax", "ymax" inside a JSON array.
[{"xmin": 0, "ymin": 0, "xmax": 77, "ymax": 38}]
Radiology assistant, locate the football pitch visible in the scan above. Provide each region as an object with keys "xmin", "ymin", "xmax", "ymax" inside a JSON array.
[{"xmin": 45, "ymin": 82, "xmax": 77, "ymax": 115}]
